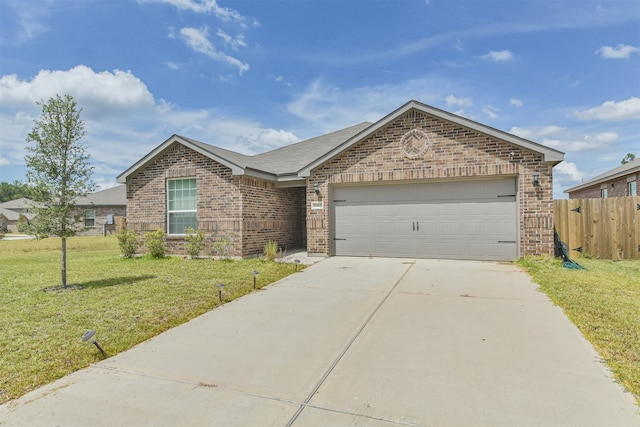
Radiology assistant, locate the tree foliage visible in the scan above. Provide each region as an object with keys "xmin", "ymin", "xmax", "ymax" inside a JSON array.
[
  {"xmin": 24, "ymin": 94, "xmax": 95, "ymax": 286},
  {"xmin": 0, "ymin": 181, "xmax": 30, "ymax": 203},
  {"xmin": 621, "ymin": 153, "xmax": 636, "ymax": 165}
]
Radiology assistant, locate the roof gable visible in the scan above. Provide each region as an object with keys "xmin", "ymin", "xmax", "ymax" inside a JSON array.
[
  {"xmin": 298, "ymin": 100, "xmax": 564, "ymax": 177},
  {"xmin": 117, "ymin": 100, "xmax": 564, "ymax": 184}
]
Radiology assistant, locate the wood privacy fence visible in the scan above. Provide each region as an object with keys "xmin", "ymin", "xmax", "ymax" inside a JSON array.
[{"xmin": 554, "ymin": 196, "xmax": 640, "ymax": 260}]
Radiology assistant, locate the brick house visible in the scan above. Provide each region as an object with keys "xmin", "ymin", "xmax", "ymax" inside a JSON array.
[
  {"xmin": 565, "ymin": 158, "xmax": 639, "ymax": 199},
  {"xmin": 117, "ymin": 100, "xmax": 564, "ymax": 260},
  {"xmin": 0, "ymin": 187, "xmax": 126, "ymax": 235},
  {"xmin": 74, "ymin": 185, "xmax": 127, "ymax": 236}
]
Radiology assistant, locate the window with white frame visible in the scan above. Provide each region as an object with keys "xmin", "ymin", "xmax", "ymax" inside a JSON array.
[
  {"xmin": 167, "ymin": 178, "xmax": 197, "ymax": 235},
  {"xmin": 84, "ymin": 209, "xmax": 95, "ymax": 227},
  {"xmin": 601, "ymin": 188, "xmax": 608, "ymax": 198},
  {"xmin": 629, "ymin": 180, "xmax": 637, "ymax": 196}
]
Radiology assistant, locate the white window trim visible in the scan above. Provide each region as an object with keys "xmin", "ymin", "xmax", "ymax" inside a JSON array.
[{"xmin": 167, "ymin": 177, "xmax": 197, "ymax": 235}]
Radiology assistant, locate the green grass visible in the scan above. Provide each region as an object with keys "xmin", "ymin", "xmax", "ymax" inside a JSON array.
[
  {"xmin": 0, "ymin": 236, "xmax": 303, "ymax": 404},
  {"xmin": 518, "ymin": 256, "xmax": 640, "ymax": 403}
]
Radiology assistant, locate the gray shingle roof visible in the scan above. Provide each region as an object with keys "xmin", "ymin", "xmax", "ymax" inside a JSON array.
[
  {"xmin": 0, "ymin": 197, "xmax": 34, "ymax": 210},
  {"xmin": 75, "ymin": 185, "xmax": 126, "ymax": 206}
]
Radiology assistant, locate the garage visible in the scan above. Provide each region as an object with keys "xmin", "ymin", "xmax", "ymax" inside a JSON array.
[{"xmin": 332, "ymin": 178, "xmax": 518, "ymax": 260}]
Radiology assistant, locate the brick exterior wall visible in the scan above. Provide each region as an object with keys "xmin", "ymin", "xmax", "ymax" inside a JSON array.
[
  {"xmin": 78, "ymin": 205, "xmax": 127, "ymax": 236},
  {"xmin": 126, "ymin": 143, "xmax": 305, "ymax": 257},
  {"xmin": 568, "ymin": 172, "xmax": 639, "ymax": 199},
  {"xmin": 307, "ymin": 109, "xmax": 555, "ymax": 258}
]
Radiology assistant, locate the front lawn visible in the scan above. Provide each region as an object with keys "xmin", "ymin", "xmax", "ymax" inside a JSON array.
[
  {"xmin": 518, "ymin": 256, "xmax": 640, "ymax": 403},
  {"xmin": 0, "ymin": 236, "xmax": 302, "ymax": 404}
]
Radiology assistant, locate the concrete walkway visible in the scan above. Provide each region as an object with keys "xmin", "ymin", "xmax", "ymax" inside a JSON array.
[{"xmin": 1, "ymin": 258, "xmax": 638, "ymax": 426}]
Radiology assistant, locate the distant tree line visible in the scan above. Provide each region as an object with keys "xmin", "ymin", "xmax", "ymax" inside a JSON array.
[{"xmin": 0, "ymin": 181, "xmax": 31, "ymax": 203}]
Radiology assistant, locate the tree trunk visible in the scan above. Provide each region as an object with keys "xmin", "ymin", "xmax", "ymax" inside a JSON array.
[{"xmin": 61, "ymin": 237, "xmax": 67, "ymax": 288}]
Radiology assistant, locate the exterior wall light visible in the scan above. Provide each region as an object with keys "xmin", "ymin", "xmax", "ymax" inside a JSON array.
[
  {"xmin": 532, "ymin": 172, "xmax": 540, "ymax": 187},
  {"xmin": 82, "ymin": 330, "xmax": 105, "ymax": 356},
  {"xmin": 251, "ymin": 270, "xmax": 259, "ymax": 290},
  {"xmin": 313, "ymin": 182, "xmax": 320, "ymax": 195}
]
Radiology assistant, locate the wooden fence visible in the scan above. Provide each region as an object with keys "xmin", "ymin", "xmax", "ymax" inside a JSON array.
[{"xmin": 554, "ymin": 196, "xmax": 640, "ymax": 260}]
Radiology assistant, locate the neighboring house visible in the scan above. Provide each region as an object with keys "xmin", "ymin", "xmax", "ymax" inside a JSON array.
[
  {"xmin": 117, "ymin": 100, "xmax": 564, "ymax": 261},
  {"xmin": 74, "ymin": 185, "xmax": 127, "ymax": 236},
  {"xmin": 0, "ymin": 187, "xmax": 126, "ymax": 236},
  {"xmin": 565, "ymin": 158, "xmax": 640, "ymax": 199},
  {"xmin": 0, "ymin": 198, "xmax": 35, "ymax": 232}
]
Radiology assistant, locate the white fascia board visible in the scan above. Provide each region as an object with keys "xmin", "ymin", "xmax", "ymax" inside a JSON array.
[{"xmin": 565, "ymin": 164, "xmax": 640, "ymax": 193}]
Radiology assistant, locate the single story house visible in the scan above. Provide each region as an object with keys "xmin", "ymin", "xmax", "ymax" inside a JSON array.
[
  {"xmin": 117, "ymin": 100, "xmax": 564, "ymax": 261},
  {"xmin": 0, "ymin": 198, "xmax": 36, "ymax": 232},
  {"xmin": 565, "ymin": 158, "xmax": 639, "ymax": 199},
  {"xmin": 74, "ymin": 185, "xmax": 127, "ymax": 236},
  {"xmin": 0, "ymin": 187, "xmax": 126, "ymax": 236}
]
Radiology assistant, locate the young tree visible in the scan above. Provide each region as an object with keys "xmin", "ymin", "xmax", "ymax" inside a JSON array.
[{"xmin": 24, "ymin": 94, "xmax": 95, "ymax": 288}]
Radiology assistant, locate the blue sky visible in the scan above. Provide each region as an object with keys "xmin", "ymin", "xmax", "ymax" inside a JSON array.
[{"xmin": 1, "ymin": 0, "xmax": 639, "ymax": 198}]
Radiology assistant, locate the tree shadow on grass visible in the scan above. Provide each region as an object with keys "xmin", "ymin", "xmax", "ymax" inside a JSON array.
[
  {"xmin": 81, "ymin": 275, "xmax": 157, "ymax": 289},
  {"xmin": 42, "ymin": 275, "xmax": 157, "ymax": 292}
]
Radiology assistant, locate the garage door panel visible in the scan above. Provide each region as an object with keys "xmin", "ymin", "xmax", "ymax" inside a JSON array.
[{"xmin": 333, "ymin": 179, "xmax": 517, "ymax": 260}]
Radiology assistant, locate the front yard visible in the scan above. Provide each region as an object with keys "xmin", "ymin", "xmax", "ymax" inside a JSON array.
[
  {"xmin": 0, "ymin": 236, "xmax": 302, "ymax": 404},
  {"xmin": 518, "ymin": 256, "xmax": 640, "ymax": 403}
]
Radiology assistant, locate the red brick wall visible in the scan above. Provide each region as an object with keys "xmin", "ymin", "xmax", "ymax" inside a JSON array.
[
  {"xmin": 126, "ymin": 143, "xmax": 305, "ymax": 257},
  {"xmin": 239, "ymin": 178, "xmax": 306, "ymax": 256},
  {"xmin": 78, "ymin": 205, "xmax": 127, "ymax": 236},
  {"xmin": 569, "ymin": 172, "xmax": 639, "ymax": 199},
  {"xmin": 307, "ymin": 108, "xmax": 555, "ymax": 257}
]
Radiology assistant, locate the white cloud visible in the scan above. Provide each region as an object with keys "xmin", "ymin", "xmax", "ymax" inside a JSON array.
[
  {"xmin": 0, "ymin": 157, "xmax": 11, "ymax": 166},
  {"xmin": 510, "ymin": 125, "xmax": 619, "ymax": 153},
  {"xmin": 286, "ymin": 78, "xmax": 450, "ymax": 134},
  {"xmin": 481, "ymin": 50, "xmax": 514, "ymax": 62},
  {"xmin": 574, "ymin": 97, "xmax": 640, "ymax": 121},
  {"xmin": 554, "ymin": 161, "xmax": 584, "ymax": 182},
  {"xmin": 138, "ymin": 0, "xmax": 248, "ymax": 24},
  {"xmin": 482, "ymin": 105, "xmax": 499, "ymax": 119},
  {"xmin": 510, "ymin": 98, "xmax": 523, "ymax": 108},
  {"xmin": 542, "ymin": 132, "xmax": 618, "ymax": 152},
  {"xmin": 216, "ymin": 29, "xmax": 247, "ymax": 51},
  {"xmin": 179, "ymin": 27, "xmax": 249, "ymax": 74},
  {"xmin": 510, "ymin": 125, "xmax": 565, "ymax": 141},
  {"xmin": 595, "ymin": 44, "xmax": 639, "ymax": 59},
  {"xmin": 0, "ymin": 65, "xmax": 155, "ymax": 117},
  {"xmin": 445, "ymin": 94, "xmax": 473, "ymax": 108}
]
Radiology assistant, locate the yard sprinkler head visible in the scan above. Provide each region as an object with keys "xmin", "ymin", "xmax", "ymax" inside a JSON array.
[
  {"xmin": 82, "ymin": 330, "xmax": 105, "ymax": 356},
  {"xmin": 251, "ymin": 270, "xmax": 259, "ymax": 290},
  {"xmin": 216, "ymin": 283, "xmax": 225, "ymax": 303},
  {"xmin": 294, "ymin": 259, "xmax": 301, "ymax": 271}
]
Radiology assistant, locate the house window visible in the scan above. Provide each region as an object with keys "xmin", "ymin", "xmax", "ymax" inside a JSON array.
[
  {"xmin": 84, "ymin": 209, "xmax": 95, "ymax": 227},
  {"xmin": 168, "ymin": 178, "xmax": 197, "ymax": 235},
  {"xmin": 629, "ymin": 180, "xmax": 637, "ymax": 196},
  {"xmin": 601, "ymin": 188, "xmax": 608, "ymax": 198}
]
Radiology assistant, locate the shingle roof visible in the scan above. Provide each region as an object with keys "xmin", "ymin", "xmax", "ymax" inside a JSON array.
[
  {"xmin": 565, "ymin": 158, "xmax": 640, "ymax": 193},
  {"xmin": 117, "ymin": 100, "xmax": 564, "ymax": 184},
  {"xmin": 75, "ymin": 185, "xmax": 126, "ymax": 206},
  {"xmin": 0, "ymin": 207, "xmax": 35, "ymax": 221},
  {"xmin": 0, "ymin": 197, "xmax": 34, "ymax": 210}
]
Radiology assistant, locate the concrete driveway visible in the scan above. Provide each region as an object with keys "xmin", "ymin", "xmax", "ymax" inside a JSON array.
[{"xmin": 1, "ymin": 257, "xmax": 638, "ymax": 426}]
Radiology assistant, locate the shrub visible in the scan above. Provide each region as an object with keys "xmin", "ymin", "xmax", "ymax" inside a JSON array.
[
  {"xmin": 145, "ymin": 228, "xmax": 167, "ymax": 259},
  {"xmin": 116, "ymin": 229, "xmax": 141, "ymax": 258},
  {"xmin": 264, "ymin": 240, "xmax": 278, "ymax": 262},
  {"xmin": 184, "ymin": 227, "xmax": 206, "ymax": 258},
  {"xmin": 212, "ymin": 233, "xmax": 236, "ymax": 259}
]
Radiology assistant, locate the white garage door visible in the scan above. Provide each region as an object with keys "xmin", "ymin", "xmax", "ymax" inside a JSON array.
[{"xmin": 332, "ymin": 179, "xmax": 518, "ymax": 260}]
